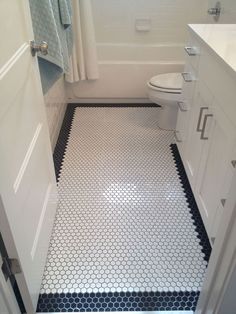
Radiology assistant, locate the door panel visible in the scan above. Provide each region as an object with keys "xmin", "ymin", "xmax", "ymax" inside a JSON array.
[
  {"xmin": 0, "ymin": 0, "xmax": 57, "ymax": 311},
  {"xmin": 1, "ymin": 48, "xmax": 44, "ymax": 186},
  {"xmin": 0, "ymin": 1, "xmax": 29, "ymax": 69}
]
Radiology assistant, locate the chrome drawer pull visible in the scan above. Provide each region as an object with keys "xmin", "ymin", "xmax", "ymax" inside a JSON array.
[
  {"xmin": 231, "ymin": 160, "xmax": 236, "ymax": 168},
  {"xmin": 200, "ymin": 114, "xmax": 213, "ymax": 140},
  {"xmin": 174, "ymin": 131, "xmax": 182, "ymax": 143},
  {"xmin": 178, "ymin": 102, "xmax": 188, "ymax": 112},
  {"xmin": 181, "ymin": 72, "xmax": 194, "ymax": 82},
  {"xmin": 196, "ymin": 107, "xmax": 208, "ymax": 132},
  {"xmin": 221, "ymin": 199, "xmax": 226, "ymax": 207},
  {"xmin": 184, "ymin": 46, "xmax": 197, "ymax": 56}
]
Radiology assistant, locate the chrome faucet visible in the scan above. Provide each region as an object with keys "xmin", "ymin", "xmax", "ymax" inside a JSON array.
[{"xmin": 208, "ymin": 1, "xmax": 221, "ymax": 21}]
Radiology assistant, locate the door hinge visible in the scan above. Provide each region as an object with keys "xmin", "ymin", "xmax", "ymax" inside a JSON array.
[{"xmin": 1, "ymin": 257, "xmax": 22, "ymax": 281}]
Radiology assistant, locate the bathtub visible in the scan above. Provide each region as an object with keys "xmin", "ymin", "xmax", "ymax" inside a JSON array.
[{"xmin": 67, "ymin": 43, "xmax": 185, "ymax": 102}]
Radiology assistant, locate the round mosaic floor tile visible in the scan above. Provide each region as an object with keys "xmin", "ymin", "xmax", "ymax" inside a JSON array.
[{"xmin": 37, "ymin": 107, "xmax": 211, "ymax": 312}]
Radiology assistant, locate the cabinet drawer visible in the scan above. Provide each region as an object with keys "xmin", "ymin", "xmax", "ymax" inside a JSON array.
[
  {"xmin": 182, "ymin": 63, "xmax": 197, "ymax": 105},
  {"xmin": 184, "ymin": 32, "xmax": 201, "ymax": 71}
]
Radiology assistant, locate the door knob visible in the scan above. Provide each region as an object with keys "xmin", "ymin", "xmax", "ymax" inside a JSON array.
[{"xmin": 30, "ymin": 40, "xmax": 48, "ymax": 57}]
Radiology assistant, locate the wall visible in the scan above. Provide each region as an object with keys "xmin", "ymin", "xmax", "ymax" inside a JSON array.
[
  {"xmin": 207, "ymin": 0, "xmax": 236, "ymax": 23},
  {"xmin": 44, "ymin": 77, "xmax": 67, "ymax": 150},
  {"xmin": 91, "ymin": 0, "xmax": 207, "ymax": 44},
  {"xmin": 67, "ymin": 0, "xmax": 207, "ymax": 102}
]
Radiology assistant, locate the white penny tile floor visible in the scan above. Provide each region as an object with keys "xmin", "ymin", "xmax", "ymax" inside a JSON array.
[{"xmin": 37, "ymin": 107, "xmax": 211, "ymax": 313}]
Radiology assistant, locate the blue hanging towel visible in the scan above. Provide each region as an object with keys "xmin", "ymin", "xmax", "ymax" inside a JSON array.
[{"xmin": 29, "ymin": 0, "xmax": 73, "ymax": 93}]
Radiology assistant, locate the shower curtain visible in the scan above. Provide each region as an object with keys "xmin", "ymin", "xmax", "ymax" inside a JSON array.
[{"xmin": 66, "ymin": 0, "xmax": 99, "ymax": 82}]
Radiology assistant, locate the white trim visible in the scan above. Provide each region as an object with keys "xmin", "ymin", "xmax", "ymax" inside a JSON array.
[
  {"xmin": 13, "ymin": 123, "xmax": 42, "ymax": 193},
  {"xmin": 0, "ymin": 196, "xmax": 35, "ymax": 313},
  {"xmin": 98, "ymin": 61, "xmax": 184, "ymax": 65},
  {"xmin": 97, "ymin": 43, "xmax": 185, "ymax": 48},
  {"xmin": 67, "ymin": 98, "xmax": 153, "ymax": 104},
  {"xmin": 31, "ymin": 183, "xmax": 52, "ymax": 258},
  {"xmin": 0, "ymin": 43, "xmax": 28, "ymax": 80},
  {"xmin": 0, "ymin": 256, "xmax": 21, "ymax": 314}
]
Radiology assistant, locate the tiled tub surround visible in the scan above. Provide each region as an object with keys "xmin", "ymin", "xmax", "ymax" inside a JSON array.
[
  {"xmin": 67, "ymin": 0, "xmax": 207, "ymax": 101},
  {"xmin": 37, "ymin": 106, "xmax": 211, "ymax": 312}
]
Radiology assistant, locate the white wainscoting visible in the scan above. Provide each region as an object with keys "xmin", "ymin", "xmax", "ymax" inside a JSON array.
[{"xmin": 44, "ymin": 77, "xmax": 67, "ymax": 150}]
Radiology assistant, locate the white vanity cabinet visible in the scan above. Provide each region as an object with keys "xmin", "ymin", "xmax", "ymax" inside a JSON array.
[
  {"xmin": 176, "ymin": 25, "xmax": 236, "ymax": 242},
  {"xmin": 194, "ymin": 99, "xmax": 236, "ymax": 240}
]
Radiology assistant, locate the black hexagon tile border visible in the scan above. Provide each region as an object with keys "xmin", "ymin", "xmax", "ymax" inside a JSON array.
[{"xmin": 37, "ymin": 106, "xmax": 211, "ymax": 312}]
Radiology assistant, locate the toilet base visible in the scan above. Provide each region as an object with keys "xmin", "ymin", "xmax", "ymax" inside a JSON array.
[
  {"xmin": 155, "ymin": 104, "xmax": 178, "ymax": 131},
  {"xmin": 147, "ymin": 86, "xmax": 181, "ymax": 131}
]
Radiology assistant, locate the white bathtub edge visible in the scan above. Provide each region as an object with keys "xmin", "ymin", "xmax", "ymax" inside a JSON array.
[{"xmin": 67, "ymin": 98, "xmax": 153, "ymax": 104}]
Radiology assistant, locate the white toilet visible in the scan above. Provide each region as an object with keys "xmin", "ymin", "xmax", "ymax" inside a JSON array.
[{"xmin": 147, "ymin": 72, "xmax": 183, "ymax": 130}]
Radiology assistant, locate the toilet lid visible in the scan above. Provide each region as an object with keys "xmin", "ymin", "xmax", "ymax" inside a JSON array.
[{"xmin": 149, "ymin": 73, "xmax": 182, "ymax": 90}]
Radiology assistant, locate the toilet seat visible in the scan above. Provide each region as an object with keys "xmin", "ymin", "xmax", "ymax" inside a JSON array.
[{"xmin": 148, "ymin": 72, "xmax": 182, "ymax": 94}]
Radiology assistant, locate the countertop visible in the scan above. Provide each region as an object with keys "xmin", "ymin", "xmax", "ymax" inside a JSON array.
[{"xmin": 188, "ymin": 24, "xmax": 236, "ymax": 76}]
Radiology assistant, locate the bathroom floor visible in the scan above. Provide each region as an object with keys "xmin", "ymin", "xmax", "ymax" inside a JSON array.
[{"xmin": 37, "ymin": 106, "xmax": 211, "ymax": 313}]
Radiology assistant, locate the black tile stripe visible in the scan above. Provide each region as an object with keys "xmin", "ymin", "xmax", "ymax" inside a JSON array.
[
  {"xmin": 53, "ymin": 104, "xmax": 77, "ymax": 182},
  {"xmin": 37, "ymin": 291, "xmax": 200, "ymax": 312},
  {"xmin": 170, "ymin": 144, "xmax": 212, "ymax": 262},
  {"xmin": 67, "ymin": 103, "xmax": 160, "ymax": 108}
]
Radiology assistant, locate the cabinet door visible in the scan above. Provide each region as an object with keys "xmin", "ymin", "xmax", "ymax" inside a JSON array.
[
  {"xmin": 195, "ymin": 101, "xmax": 236, "ymax": 238},
  {"xmin": 184, "ymin": 81, "xmax": 213, "ymax": 187}
]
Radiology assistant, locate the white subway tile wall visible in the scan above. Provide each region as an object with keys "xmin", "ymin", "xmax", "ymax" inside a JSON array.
[
  {"xmin": 68, "ymin": 0, "xmax": 207, "ymax": 100},
  {"xmin": 207, "ymin": 0, "xmax": 236, "ymax": 23},
  {"xmin": 91, "ymin": 0, "xmax": 207, "ymax": 45}
]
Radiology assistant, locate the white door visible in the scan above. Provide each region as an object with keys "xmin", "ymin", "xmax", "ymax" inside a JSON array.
[{"xmin": 0, "ymin": 1, "xmax": 57, "ymax": 313}]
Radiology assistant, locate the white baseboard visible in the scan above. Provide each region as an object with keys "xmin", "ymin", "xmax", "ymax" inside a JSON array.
[{"xmin": 67, "ymin": 98, "xmax": 153, "ymax": 104}]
